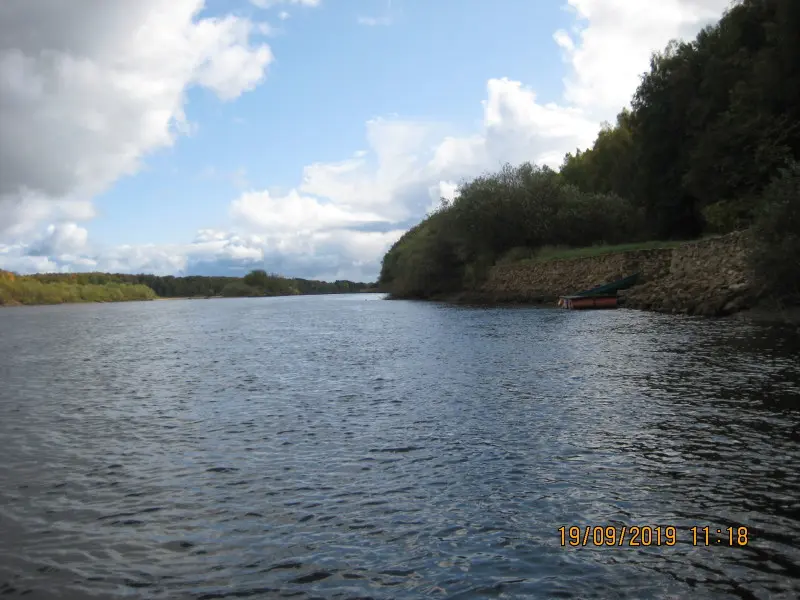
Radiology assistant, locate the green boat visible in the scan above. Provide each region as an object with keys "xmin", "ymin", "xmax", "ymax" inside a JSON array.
[{"xmin": 573, "ymin": 273, "xmax": 640, "ymax": 297}]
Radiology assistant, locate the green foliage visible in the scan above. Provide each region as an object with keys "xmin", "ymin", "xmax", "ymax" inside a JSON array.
[
  {"xmin": 243, "ymin": 269, "xmax": 270, "ymax": 289},
  {"xmin": 11, "ymin": 271, "xmax": 370, "ymax": 303},
  {"xmin": 290, "ymin": 278, "xmax": 370, "ymax": 294},
  {"xmin": 239, "ymin": 270, "xmax": 300, "ymax": 296},
  {"xmin": 527, "ymin": 240, "xmax": 689, "ymax": 262},
  {"xmin": 0, "ymin": 271, "xmax": 156, "ymax": 306},
  {"xmin": 560, "ymin": 110, "xmax": 636, "ymax": 199},
  {"xmin": 559, "ymin": 0, "xmax": 800, "ymax": 240},
  {"xmin": 630, "ymin": 0, "xmax": 800, "ymax": 238},
  {"xmin": 750, "ymin": 162, "xmax": 800, "ymax": 303},
  {"xmin": 380, "ymin": 163, "xmax": 642, "ymax": 298},
  {"xmin": 701, "ymin": 197, "xmax": 761, "ymax": 234},
  {"xmin": 380, "ymin": 212, "xmax": 464, "ymax": 298},
  {"xmin": 221, "ymin": 281, "xmax": 260, "ymax": 297},
  {"xmin": 31, "ymin": 272, "xmax": 238, "ymax": 298}
]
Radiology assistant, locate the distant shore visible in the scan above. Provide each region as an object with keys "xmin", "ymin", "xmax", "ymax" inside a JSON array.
[
  {"xmin": 3, "ymin": 290, "xmax": 383, "ymax": 307},
  {"xmin": 0, "ymin": 298, "xmax": 156, "ymax": 308}
]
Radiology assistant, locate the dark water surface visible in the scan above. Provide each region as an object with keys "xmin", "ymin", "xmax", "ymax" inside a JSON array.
[{"xmin": 1, "ymin": 295, "xmax": 799, "ymax": 599}]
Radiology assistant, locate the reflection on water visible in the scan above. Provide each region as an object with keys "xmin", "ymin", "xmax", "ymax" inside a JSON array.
[{"xmin": 0, "ymin": 295, "xmax": 798, "ymax": 599}]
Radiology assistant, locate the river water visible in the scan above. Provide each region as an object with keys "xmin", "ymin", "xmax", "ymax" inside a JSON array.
[{"xmin": 0, "ymin": 294, "xmax": 798, "ymax": 599}]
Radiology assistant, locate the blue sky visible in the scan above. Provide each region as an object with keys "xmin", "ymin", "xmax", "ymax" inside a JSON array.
[
  {"xmin": 94, "ymin": 0, "xmax": 571, "ymax": 247},
  {"xmin": 0, "ymin": 0, "xmax": 729, "ymax": 280}
]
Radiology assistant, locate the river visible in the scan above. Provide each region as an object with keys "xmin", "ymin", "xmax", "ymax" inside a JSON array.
[{"xmin": 0, "ymin": 294, "xmax": 798, "ymax": 599}]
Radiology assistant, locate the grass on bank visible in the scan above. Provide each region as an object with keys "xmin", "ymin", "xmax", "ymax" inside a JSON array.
[
  {"xmin": 498, "ymin": 236, "xmax": 727, "ymax": 265},
  {"xmin": 521, "ymin": 240, "xmax": 690, "ymax": 263}
]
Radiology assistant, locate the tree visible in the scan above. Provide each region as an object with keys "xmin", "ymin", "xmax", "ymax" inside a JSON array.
[{"xmin": 243, "ymin": 269, "xmax": 269, "ymax": 290}]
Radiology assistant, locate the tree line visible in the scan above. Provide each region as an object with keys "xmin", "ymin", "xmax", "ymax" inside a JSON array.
[
  {"xmin": 0, "ymin": 269, "xmax": 375, "ymax": 306},
  {"xmin": 220, "ymin": 269, "xmax": 373, "ymax": 297},
  {"xmin": 380, "ymin": 0, "xmax": 800, "ymax": 303}
]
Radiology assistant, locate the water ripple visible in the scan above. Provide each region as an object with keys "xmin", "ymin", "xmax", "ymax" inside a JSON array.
[{"xmin": 0, "ymin": 296, "xmax": 798, "ymax": 599}]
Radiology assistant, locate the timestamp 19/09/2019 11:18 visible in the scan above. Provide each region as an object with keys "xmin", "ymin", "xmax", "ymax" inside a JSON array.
[{"xmin": 558, "ymin": 526, "xmax": 750, "ymax": 547}]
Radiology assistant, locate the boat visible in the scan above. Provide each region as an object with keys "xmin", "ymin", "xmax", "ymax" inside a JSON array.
[
  {"xmin": 558, "ymin": 295, "xmax": 619, "ymax": 310},
  {"xmin": 558, "ymin": 273, "xmax": 639, "ymax": 310}
]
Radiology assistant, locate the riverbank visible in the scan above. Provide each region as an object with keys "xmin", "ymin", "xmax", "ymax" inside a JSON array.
[
  {"xmin": 732, "ymin": 304, "xmax": 800, "ymax": 326},
  {"xmin": 425, "ymin": 292, "xmax": 800, "ymax": 326},
  {"xmin": 153, "ymin": 296, "xmax": 221, "ymax": 301},
  {"xmin": 0, "ymin": 298, "xmax": 156, "ymax": 307},
  {"xmin": 394, "ymin": 231, "xmax": 799, "ymax": 322},
  {"xmin": 3, "ymin": 290, "xmax": 382, "ymax": 307}
]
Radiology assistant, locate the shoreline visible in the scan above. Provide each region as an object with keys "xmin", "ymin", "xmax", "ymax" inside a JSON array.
[
  {"xmin": 387, "ymin": 292, "xmax": 800, "ymax": 326},
  {"xmin": 383, "ymin": 232, "xmax": 800, "ymax": 321},
  {"xmin": 2, "ymin": 291, "xmax": 383, "ymax": 308},
  {"xmin": 731, "ymin": 304, "xmax": 800, "ymax": 326},
  {"xmin": 0, "ymin": 298, "xmax": 157, "ymax": 308}
]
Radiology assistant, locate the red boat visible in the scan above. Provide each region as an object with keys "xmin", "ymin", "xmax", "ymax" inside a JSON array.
[{"xmin": 558, "ymin": 295, "xmax": 618, "ymax": 310}]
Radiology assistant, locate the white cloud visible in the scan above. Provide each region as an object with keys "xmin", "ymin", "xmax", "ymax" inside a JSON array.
[
  {"xmin": 555, "ymin": 0, "xmax": 731, "ymax": 119},
  {"xmin": 231, "ymin": 189, "xmax": 392, "ymax": 233},
  {"xmin": 428, "ymin": 78, "xmax": 601, "ymax": 177},
  {"xmin": 279, "ymin": 11, "xmax": 291, "ymax": 21},
  {"xmin": 294, "ymin": 77, "xmax": 599, "ymax": 227},
  {"xmin": 0, "ymin": 0, "xmax": 273, "ymax": 237},
  {"xmin": 298, "ymin": 118, "xmax": 450, "ymax": 218},
  {"xmin": 0, "ymin": 192, "xmax": 96, "ymax": 240},
  {"xmin": 0, "ymin": 243, "xmax": 62, "ymax": 274},
  {"xmin": 0, "ymin": 226, "xmax": 402, "ymax": 282},
  {"xmin": 27, "ymin": 223, "xmax": 89, "ymax": 257}
]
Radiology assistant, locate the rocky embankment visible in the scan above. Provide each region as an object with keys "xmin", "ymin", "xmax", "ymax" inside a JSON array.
[
  {"xmin": 476, "ymin": 231, "xmax": 759, "ymax": 317},
  {"xmin": 618, "ymin": 232, "xmax": 755, "ymax": 316}
]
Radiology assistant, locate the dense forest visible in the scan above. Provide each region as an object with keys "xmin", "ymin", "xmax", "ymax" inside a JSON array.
[
  {"xmin": 379, "ymin": 0, "xmax": 800, "ymax": 304},
  {"xmin": 0, "ymin": 269, "xmax": 374, "ymax": 306}
]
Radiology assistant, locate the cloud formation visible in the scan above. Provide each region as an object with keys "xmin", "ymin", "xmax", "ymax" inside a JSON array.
[
  {"xmin": 0, "ymin": 226, "xmax": 402, "ymax": 282},
  {"xmin": 231, "ymin": 189, "xmax": 392, "ymax": 234},
  {"xmin": 26, "ymin": 223, "xmax": 89, "ymax": 257},
  {"xmin": 555, "ymin": 0, "xmax": 729, "ymax": 117},
  {"xmin": 1, "ymin": 0, "xmax": 732, "ymax": 281},
  {"xmin": 0, "ymin": 0, "xmax": 273, "ymax": 237}
]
